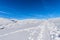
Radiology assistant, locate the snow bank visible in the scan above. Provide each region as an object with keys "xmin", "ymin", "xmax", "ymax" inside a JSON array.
[{"xmin": 0, "ymin": 17, "xmax": 60, "ymax": 40}]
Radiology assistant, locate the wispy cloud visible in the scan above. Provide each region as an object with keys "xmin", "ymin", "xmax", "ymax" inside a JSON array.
[{"xmin": 0, "ymin": 11, "xmax": 10, "ymax": 14}]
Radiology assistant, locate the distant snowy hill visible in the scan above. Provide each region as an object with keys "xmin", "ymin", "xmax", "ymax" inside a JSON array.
[{"xmin": 0, "ymin": 18, "xmax": 60, "ymax": 40}]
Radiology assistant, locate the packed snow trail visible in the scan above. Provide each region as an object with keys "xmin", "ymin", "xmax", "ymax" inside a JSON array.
[{"xmin": 0, "ymin": 26, "xmax": 40, "ymax": 37}]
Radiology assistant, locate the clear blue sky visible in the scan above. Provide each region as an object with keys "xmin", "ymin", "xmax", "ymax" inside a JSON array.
[{"xmin": 0, "ymin": 0, "xmax": 60, "ymax": 19}]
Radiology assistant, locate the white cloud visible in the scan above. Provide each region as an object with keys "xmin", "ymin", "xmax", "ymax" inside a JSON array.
[{"xmin": 0, "ymin": 11, "xmax": 10, "ymax": 14}]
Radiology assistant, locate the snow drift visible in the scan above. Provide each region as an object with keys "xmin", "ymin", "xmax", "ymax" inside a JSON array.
[{"xmin": 0, "ymin": 18, "xmax": 60, "ymax": 40}]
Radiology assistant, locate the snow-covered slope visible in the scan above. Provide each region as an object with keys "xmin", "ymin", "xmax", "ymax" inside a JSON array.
[{"xmin": 0, "ymin": 18, "xmax": 60, "ymax": 40}]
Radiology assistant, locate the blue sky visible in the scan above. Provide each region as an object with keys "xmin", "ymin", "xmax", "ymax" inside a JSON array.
[{"xmin": 0, "ymin": 0, "xmax": 60, "ymax": 19}]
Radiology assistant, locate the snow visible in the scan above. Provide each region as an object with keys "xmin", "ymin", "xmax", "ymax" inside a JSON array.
[{"xmin": 0, "ymin": 18, "xmax": 60, "ymax": 40}]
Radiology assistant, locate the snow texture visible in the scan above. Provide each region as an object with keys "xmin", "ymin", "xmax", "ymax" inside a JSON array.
[{"xmin": 0, "ymin": 18, "xmax": 60, "ymax": 40}]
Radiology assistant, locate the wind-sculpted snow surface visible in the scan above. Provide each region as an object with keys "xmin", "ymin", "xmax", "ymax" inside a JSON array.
[{"xmin": 0, "ymin": 18, "xmax": 60, "ymax": 40}]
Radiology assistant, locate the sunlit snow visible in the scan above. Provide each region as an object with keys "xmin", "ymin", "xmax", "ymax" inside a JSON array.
[{"xmin": 0, "ymin": 18, "xmax": 60, "ymax": 40}]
